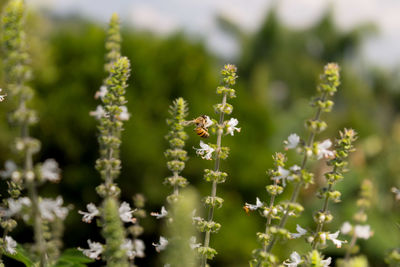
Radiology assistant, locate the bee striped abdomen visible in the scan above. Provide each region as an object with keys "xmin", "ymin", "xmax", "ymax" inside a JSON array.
[{"xmin": 195, "ymin": 127, "xmax": 209, "ymax": 138}]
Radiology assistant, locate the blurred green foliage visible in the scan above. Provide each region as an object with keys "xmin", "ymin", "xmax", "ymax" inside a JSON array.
[{"xmin": 0, "ymin": 4, "xmax": 400, "ymax": 267}]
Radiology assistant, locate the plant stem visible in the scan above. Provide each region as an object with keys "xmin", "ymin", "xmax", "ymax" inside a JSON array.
[
  {"xmin": 201, "ymin": 92, "xmax": 227, "ymax": 267},
  {"xmin": 345, "ymin": 233, "xmax": 357, "ymax": 260}
]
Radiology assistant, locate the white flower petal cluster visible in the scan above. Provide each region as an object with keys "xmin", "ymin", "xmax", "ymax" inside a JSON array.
[
  {"xmin": 39, "ymin": 196, "xmax": 69, "ymax": 221},
  {"xmin": 244, "ymin": 197, "xmax": 263, "ymax": 211},
  {"xmin": 189, "ymin": 236, "xmax": 201, "ymax": 250},
  {"xmin": 134, "ymin": 239, "xmax": 145, "ymax": 258},
  {"xmin": 226, "ymin": 118, "xmax": 241, "ymax": 136},
  {"xmin": 284, "ymin": 134, "xmax": 300, "ymax": 150},
  {"xmin": 41, "ymin": 159, "xmax": 61, "ymax": 182},
  {"xmin": 272, "ymin": 166, "xmax": 291, "ymax": 186},
  {"xmin": 0, "ymin": 88, "xmax": 7, "ymax": 102},
  {"xmin": 341, "ymin": 221, "xmax": 352, "ymax": 234},
  {"xmin": 152, "ymin": 236, "xmax": 168, "ymax": 252},
  {"xmin": 321, "ymin": 257, "xmax": 332, "ymax": 267},
  {"xmin": 4, "ymin": 236, "xmax": 17, "ymax": 255},
  {"xmin": 291, "ymin": 224, "xmax": 307, "ymax": 239},
  {"xmin": 284, "ymin": 251, "xmax": 302, "ymax": 267},
  {"xmin": 327, "ymin": 231, "xmax": 345, "ymax": 248},
  {"xmin": 89, "ymin": 105, "xmax": 106, "ymax": 120},
  {"xmin": 316, "ymin": 139, "xmax": 335, "ymax": 160},
  {"xmin": 203, "ymin": 115, "xmax": 213, "ymax": 128},
  {"xmin": 391, "ymin": 187, "xmax": 400, "ymax": 201},
  {"xmin": 150, "ymin": 206, "xmax": 168, "ymax": 219},
  {"xmin": 6, "ymin": 197, "xmax": 31, "ymax": 218},
  {"xmin": 121, "ymin": 239, "xmax": 135, "ymax": 259},
  {"xmin": 121, "ymin": 239, "xmax": 145, "ymax": 259},
  {"xmin": 118, "ymin": 106, "xmax": 130, "ymax": 121},
  {"xmin": 0, "ymin": 160, "xmax": 17, "ymax": 179},
  {"xmin": 78, "ymin": 203, "xmax": 100, "ymax": 223},
  {"xmin": 95, "ymin": 85, "xmax": 108, "ymax": 99},
  {"xmin": 354, "ymin": 225, "xmax": 373, "ymax": 239},
  {"xmin": 79, "ymin": 240, "xmax": 103, "ymax": 260},
  {"xmin": 194, "ymin": 141, "xmax": 214, "ymax": 160},
  {"xmin": 119, "ymin": 201, "xmax": 136, "ymax": 223}
]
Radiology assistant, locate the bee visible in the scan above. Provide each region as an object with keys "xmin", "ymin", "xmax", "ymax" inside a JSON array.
[{"xmin": 182, "ymin": 115, "xmax": 213, "ymax": 138}]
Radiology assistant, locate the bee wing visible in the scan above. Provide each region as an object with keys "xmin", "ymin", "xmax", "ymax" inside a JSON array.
[{"xmin": 181, "ymin": 120, "xmax": 195, "ymax": 126}]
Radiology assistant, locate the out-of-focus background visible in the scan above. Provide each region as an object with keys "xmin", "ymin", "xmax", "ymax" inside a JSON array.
[{"xmin": 1, "ymin": 0, "xmax": 400, "ymax": 266}]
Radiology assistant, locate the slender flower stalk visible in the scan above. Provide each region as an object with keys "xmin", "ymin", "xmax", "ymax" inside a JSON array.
[
  {"xmin": 1, "ymin": 1, "xmax": 69, "ymax": 266},
  {"xmin": 193, "ymin": 64, "xmax": 240, "ymax": 266}
]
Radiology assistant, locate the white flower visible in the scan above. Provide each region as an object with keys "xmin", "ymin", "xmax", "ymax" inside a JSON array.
[
  {"xmin": 4, "ymin": 236, "xmax": 17, "ymax": 255},
  {"xmin": 118, "ymin": 106, "xmax": 130, "ymax": 121},
  {"xmin": 340, "ymin": 221, "xmax": 352, "ymax": 234},
  {"xmin": 78, "ymin": 203, "xmax": 99, "ymax": 223},
  {"xmin": 272, "ymin": 166, "xmax": 290, "ymax": 186},
  {"xmin": 321, "ymin": 257, "xmax": 332, "ymax": 267},
  {"xmin": 354, "ymin": 225, "xmax": 372, "ymax": 239},
  {"xmin": 189, "ymin": 236, "xmax": 201, "ymax": 250},
  {"xmin": 194, "ymin": 141, "xmax": 214, "ymax": 160},
  {"xmin": 41, "ymin": 159, "xmax": 61, "ymax": 182},
  {"xmin": 134, "ymin": 239, "xmax": 145, "ymax": 258},
  {"xmin": 79, "ymin": 240, "xmax": 103, "ymax": 259},
  {"xmin": 0, "ymin": 160, "xmax": 17, "ymax": 179},
  {"xmin": 226, "ymin": 118, "xmax": 241, "ymax": 136},
  {"xmin": 95, "ymin": 85, "xmax": 107, "ymax": 99},
  {"xmin": 39, "ymin": 196, "xmax": 69, "ymax": 221},
  {"xmin": 391, "ymin": 187, "xmax": 400, "ymax": 201},
  {"xmin": 119, "ymin": 201, "xmax": 136, "ymax": 223},
  {"xmin": 153, "ymin": 236, "xmax": 168, "ymax": 252},
  {"xmin": 284, "ymin": 134, "xmax": 300, "ymax": 150},
  {"xmin": 291, "ymin": 224, "xmax": 307, "ymax": 239},
  {"xmin": 6, "ymin": 197, "xmax": 31, "ymax": 217},
  {"xmin": 328, "ymin": 231, "xmax": 345, "ymax": 248},
  {"xmin": 244, "ymin": 197, "xmax": 263, "ymax": 211},
  {"xmin": 316, "ymin": 139, "xmax": 335, "ymax": 160},
  {"xmin": 89, "ymin": 105, "xmax": 106, "ymax": 120},
  {"xmin": 0, "ymin": 88, "xmax": 6, "ymax": 102},
  {"xmin": 203, "ymin": 115, "xmax": 214, "ymax": 128},
  {"xmin": 283, "ymin": 251, "xmax": 302, "ymax": 267},
  {"xmin": 151, "ymin": 206, "xmax": 168, "ymax": 219},
  {"xmin": 121, "ymin": 239, "xmax": 135, "ymax": 259}
]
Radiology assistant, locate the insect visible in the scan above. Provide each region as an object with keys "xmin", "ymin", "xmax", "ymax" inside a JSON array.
[
  {"xmin": 243, "ymin": 205, "xmax": 250, "ymax": 215},
  {"xmin": 183, "ymin": 115, "xmax": 213, "ymax": 138}
]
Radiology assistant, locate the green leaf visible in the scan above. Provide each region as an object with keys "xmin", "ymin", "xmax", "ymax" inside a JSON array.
[
  {"xmin": 4, "ymin": 244, "xmax": 35, "ymax": 267},
  {"xmin": 52, "ymin": 248, "xmax": 94, "ymax": 267}
]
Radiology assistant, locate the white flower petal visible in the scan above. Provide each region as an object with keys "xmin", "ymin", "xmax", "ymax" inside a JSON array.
[
  {"xmin": 340, "ymin": 221, "xmax": 352, "ymax": 235},
  {"xmin": 79, "ymin": 240, "xmax": 103, "ymax": 260},
  {"xmin": 4, "ymin": 236, "xmax": 17, "ymax": 255},
  {"xmin": 152, "ymin": 236, "xmax": 168, "ymax": 252},
  {"xmin": 119, "ymin": 202, "xmax": 136, "ymax": 223},
  {"xmin": 151, "ymin": 206, "xmax": 168, "ymax": 219},
  {"xmin": 284, "ymin": 134, "xmax": 300, "ymax": 150},
  {"xmin": 79, "ymin": 203, "xmax": 99, "ymax": 223},
  {"xmin": 291, "ymin": 224, "xmax": 307, "ymax": 239},
  {"xmin": 354, "ymin": 225, "xmax": 372, "ymax": 239},
  {"xmin": 41, "ymin": 159, "xmax": 61, "ymax": 182}
]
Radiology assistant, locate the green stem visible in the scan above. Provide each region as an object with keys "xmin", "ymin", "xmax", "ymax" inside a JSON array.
[{"xmin": 345, "ymin": 233, "xmax": 357, "ymax": 260}]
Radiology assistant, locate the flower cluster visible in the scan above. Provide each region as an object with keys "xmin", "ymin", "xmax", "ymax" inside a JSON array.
[
  {"xmin": 248, "ymin": 63, "xmax": 342, "ymax": 266},
  {"xmin": 193, "ymin": 64, "xmax": 240, "ymax": 266}
]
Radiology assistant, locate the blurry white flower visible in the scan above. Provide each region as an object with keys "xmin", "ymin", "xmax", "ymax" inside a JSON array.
[
  {"xmin": 316, "ymin": 139, "xmax": 335, "ymax": 160},
  {"xmin": 328, "ymin": 231, "xmax": 345, "ymax": 248},
  {"xmin": 95, "ymin": 85, "xmax": 107, "ymax": 99},
  {"xmin": 291, "ymin": 224, "xmax": 307, "ymax": 239},
  {"xmin": 272, "ymin": 166, "xmax": 290, "ymax": 186},
  {"xmin": 391, "ymin": 187, "xmax": 400, "ymax": 201},
  {"xmin": 203, "ymin": 115, "xmax": 213, "ymax": 128},
  {"xmin": 41, "ymin": 159, "xmax": 61, "ymax": 182},
  {"xmin": 226, "ymin": 118, "xmax": 241, "ymax": 136},
  {"xmin": 321, "ymin": 257, "xmax": 332, "ymax": 267},
  {"xmin": 0, "ymin": 88, "xmax": 6, "ymax": 102},
  {"xmin": 284, "ymin": 134, "xmax": 300, "ymax": 150},
  {"xmin": 4, "ymin": 236, "xmax": 17, "ymax": 255},
  {"xmin": 340, "ymin": 221, "xmax": 352, "ymax": 234},
  {"xmin": 194, "ymin": 141, "xmax": 214, "ymax": 160},
  {"xmin": 0, "ymin": 160, "xmax": 17, "ymax": 179},
  {"xmin": 118, "ymin": 106, "xmax": 130, "ymax": 121},
  {"xmin": 39, "ymin": 196, "xmax": 69, "ymax": 221},
  {"xmin": 79, "ymin": 240, "xmax": 103, "ymax": 259},
  {"xmin": 354, "ymin": 225, "xmax": 372, "ymax": 239},
  {"xmin": 244, "ymin": 197, "xmax": 263, "ymax": 211},
  {"xmin": 189, "ymin": 236, "xmax": 201, "ymax": 250},
  {"xmin": 151, "ymin": 206, "xmax": 168, "ymax": 219},
  {"xmin": 6, "ymin": 197, "xmax": 31, "ymax": 217},
  {"xmin": 134, "ymin": 239, "xmax": 145, "ymax": 258},
  {"xmin": 89, "ymin": 105, "xmax": 106, "ymax": 120},
  {"xmin": 79, "ymin": 203, "xmax": 99, "ymax": 223},
  {"xmin": 121, "ymin": 239, "xmax": 135, "ymax": 259},
  {"xmin": 284, "ymin": 251, "xmax": 302, "ymax": 267},
  {"xmin": 119, "ymin": 202, "xmax": 136, "ymax": 223},
  {"xmin": 153, "ymin": 236, "xmax": 168, "ymax": 252}
]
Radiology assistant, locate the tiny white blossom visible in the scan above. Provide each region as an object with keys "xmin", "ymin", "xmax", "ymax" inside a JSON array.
[
  {"xmin": 189, "ymin": 236, "xmax": 201, "ymax": 250},
  {"xmin": 283, "ymin": 251, "xmax": 302, "ymax": 267},
  {"xmin": 203, "ymin": 115, "xmax": 213, "ymax": 128},
  {"xmin": 6, "ymin": 197, "xmax": 31, "ymax": 217},
  {"xmin": 41, "ymin": 159, "xmax": 61, "ymax": 182},
  {"xmin": 118, "ymin": 106, "xmax": 130, "ymax": 121},
  {"xmin": 354, "ymin": 225, "xmax": 372, "ymax": 239},
  {"xmin": 245, "ymin": 197, "xmax": 263, "ymax": 211},
  {"xmin": 4, "ymin": 236, "xmax": 17, "ymax": 255},
  {"xmin": 194, "ymin": 141, "xmax": 214, "ymax": 160},
  {"xmin": 226, "ymin": 118, "xmax": 241, "ymax": 136},
  {"xmin": 79, "ymin": 240, "xmax": 103, "ymax": 260},
  {"xmin": 151, "ymin": 206, "xmax": 168, "ymax": 219},
  {"xmin": 272, "ymin": 166, "xmax": 290, "ymax": 186},
  {"xmin": 284, "ymin": 134, "xmax": 300, "ymax": 150},
  {"xmin": 328, "ymin": 231, "xmax": 345, "ymax": 248},
  {"xmin": 316, "ymin": 139, "xmax": 335, "ymax": 160},
  {"xmin": 0, "ymin": 88, "xmax": 6, "ymax": 102},
  {"xmin": 121, "ymin": 239, "xmax": 135, "ymax": 259},
  {"xmin": 134, "ymin": 239, "xmax": 145, "ymax": 258},
  {"xmin": 291, "ymin": 224, "xmax": 307, "ymax": 239},
  {"xmin": 39, "ymin": 197, "xmax": 69, "ymax": 221},
  {"xmin": 340, "ymin": 221, "xmax": 352, "ymax": 234},
  {"xmin": 119, "ymin": 202, "xmax": 136, "ymax": 223},
  {"xmin": 89, "ymin": 105, "xmax": 106, "ymax": 120},
  {"xmin": 0, "ymin": 160, "xmax": 17, "ymax": 179},
  {"xmin": 153, "ymin": 236, "xmax": 168, "ymax": 252},
  {"xmin": 78, "ymin": 203, "xmax": 99, "ymax": 223},
  {"xmin": 95, "ymin": 85, "xmax": 107, "ymax": 99},
  {"xmin": 321, "ymin": 257, "xmax": 332, "ymax": 267}
]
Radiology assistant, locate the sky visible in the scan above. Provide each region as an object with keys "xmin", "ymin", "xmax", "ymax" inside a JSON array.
[{"xmin": 26, "ymin": 0, "xmax": 400, "ymax": 68}]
